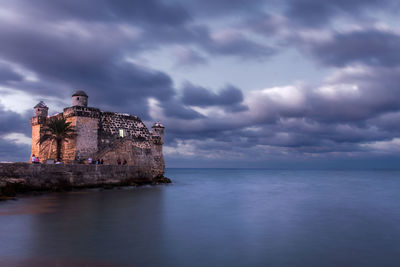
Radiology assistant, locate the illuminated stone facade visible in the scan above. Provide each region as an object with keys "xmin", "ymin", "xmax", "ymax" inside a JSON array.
[{"xmin": 30, "ymin": 91, "xmax": 165, "ymax": 176}]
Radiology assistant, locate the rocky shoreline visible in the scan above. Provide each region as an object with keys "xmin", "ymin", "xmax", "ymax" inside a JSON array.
[{"xmin": 0, "ymin": 163, "xmax": 171, "ymax": 200}]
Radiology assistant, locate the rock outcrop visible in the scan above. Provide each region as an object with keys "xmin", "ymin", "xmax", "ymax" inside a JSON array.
[{"xmin": 0, "ymin": 163, "xmax": 170, "ymax": 198}]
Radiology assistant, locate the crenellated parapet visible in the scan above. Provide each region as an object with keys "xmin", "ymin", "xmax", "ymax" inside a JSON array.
[
  {"xmin": 30, "ymin": 90, "xmax": 165, "ymax": 176},
  {"xmin": 30, "ymin": 116, "xmax": 47, "ymax": 126},
  {"xmin": 63, "ymin": 106, "xmax": 101, "ymax": 118}
]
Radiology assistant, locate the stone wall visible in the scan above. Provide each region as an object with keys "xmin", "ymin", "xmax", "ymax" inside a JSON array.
[
  {"xmin": 30, "ymin": 124, "xmax": 41, "ymax": 160},
  {"xmin": 30, "ymin": 114, "xmax": 63, "ymax": 162},
  {"xmin": 99, "ymin": 112, "xmax": 151, "ymax": 150},
  {"xmin": 59, "ymin": 106, "xmax": 101, "ymax": 162},
  {"xmin": 94, "ymin": 139, "xmax": 163, "ymax": 178},
  {"xmin": 63, "ymin": 116, "xmax": 78, "ymax": 162},
  {"xmin": 74, "ymin": 116, "xmax": 99, "ymax": 160},
  {"xmin": 151, "ymin": 143, "xmax": 165, "ymax": 172},
  {"xmin": 0, "ymin": 163, "xmax": 164, "ymax": 194},
  {"xmin": 63, "ymin": 106, "xmax": 101, "ymax": 119},
  {"xmin": 30, "ymin": 105, "xmax": 164, "ymax": 172}
]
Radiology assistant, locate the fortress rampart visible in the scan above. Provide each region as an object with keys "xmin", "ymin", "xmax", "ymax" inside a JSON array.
[
  {"xmin": 0, "ymin": 91, "xmax": 169, "ymax": 198},
  {"xmin": 30, "ymin": 91, "xmax": 165, "ymax": 171},
  {"xmin": 0, "ymin": 163, "xmax": 170, "ymax": 197}
]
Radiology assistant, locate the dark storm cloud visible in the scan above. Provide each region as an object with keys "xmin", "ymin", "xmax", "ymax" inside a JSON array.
[
  {"xmin": 83, "ymin": 62, "xmax": 175, "ymax": 118},
  {"xmin": 162, "ymin": 65, "xmax": 400, "ymax": 157},
  {"xmin": 2, "ymin": 0, "xmax": 276, "ymax": 61},
  {"xmin": 0, "ymin": 63, "xmax": 24, "ymax": 84},
  {"xmin": 182, "ymin": 83, "xmax": 247, "ymax": 111},
  {"xmin": 0, "ymin": 15, "xmax": 177, "ymax": 118},
  {"xmin": 140, "ymin": 23, "xmax": 277, "ymax": 61},
  {"xmin": 172, "ymin": 46, "xmax": 207, "ymax": 66},
  {"xmin": 244, "ymin": 13, "xmax": 285, "ymax": 36},
  {"xmin": 153, "ymin": 83, "xmax": 248, "ymax": 121},
  {"xmin": 164, "ymin": 121, "xmax": 377, "ymax": 158},
  {"xmin": 0, "ymin": 0, "xmax": 276, "ymax": 120},
  {"xmin": 3, "ymin": 0, "xmax": 190, "ymax": 26},
  {"xmin": 285, "ymin": 0, "xmax": 396, "ymax": 27},
  {"xmin": 182, "ymin": 84, "xmax": 241, "ymax": 106},
  {"xmin": 0, "ymin": 105, "xmax": 31, "ymax": 161},
  {"xmin": 368, "ymin": 112, "xmax": 400, "ymax": 132},
  {"xmin": 0, "ymin": 140, "xmax": 30, "ymax": 162},
  {"xmin": 1, "ymin": 0, "xmax": 400, "ymax": 164},
  {"xmin": 165, "ymin": 119, "xmax": 392, "ymax": 157},
  {"xmin": 174, "ymin": 0, "xmax": 267, "ymax": 17},
  {"xmin": 302, "ymin": 29, "xmax": 400, "ymax": 67},
  {"xmin": 161, "ymin": 100, "xmax": 204, "ymax": 120},
  {"xmin": 205, "ymin": 35, "xmax": 276, "ymax": 60},
  {"xmin": 0, "ymin": 105, "xmax": 30, "ymax": 135},
  {"xmin": 309, "ymin": 67, "xmax": 400, "ymax": 123}
]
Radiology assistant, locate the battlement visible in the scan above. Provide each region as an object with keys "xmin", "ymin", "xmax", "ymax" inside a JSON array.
[
  {"xmin": 63, "ymin": 106, "xmax": 101, "ymax": 118},
  {"xmin": 30, "ymin": 90, "xmax": 165, "ymax": 173},
  {"xmin": 30, "ymin": 116, "xmax": 46, "ymax": 126}
]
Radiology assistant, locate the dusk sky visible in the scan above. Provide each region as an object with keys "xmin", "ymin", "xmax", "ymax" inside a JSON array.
[{"xmin": 1, "ymin": 0, "xmax": 400, "ymax": 168}]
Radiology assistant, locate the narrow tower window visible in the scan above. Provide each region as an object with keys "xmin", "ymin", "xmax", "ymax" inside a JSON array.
[{"xmin": 119, "ymin": 129, "xmax": 125, "ymax": 137}]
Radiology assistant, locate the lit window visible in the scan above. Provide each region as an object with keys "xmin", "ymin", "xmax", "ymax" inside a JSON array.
[{"xmin": 119, "ymin": 129, "xmax": 125, "ymax": 137}]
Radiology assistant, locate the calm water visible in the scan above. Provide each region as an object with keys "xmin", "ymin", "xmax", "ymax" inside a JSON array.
[{"xmin": 0, "ymin": 169, "xmax": 400, "ymax": 266}]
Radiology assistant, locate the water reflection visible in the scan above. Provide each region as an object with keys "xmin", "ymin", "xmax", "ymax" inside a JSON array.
[
  {"xmin": 0, "ymin": 187, "xmax": 166, "ymax": 266},
  {"xmin": 1, "ymin": 169, "xmax": 400, "ymax": 266}
]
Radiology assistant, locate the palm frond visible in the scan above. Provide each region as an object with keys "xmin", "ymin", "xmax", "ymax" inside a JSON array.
[
  {"xmin": 37, "ymin": 117, "xmax": 76, "ymax": 160},
  {"xmin": 37, "ymin": 134, "xmax": 53, "ymax": 145}
]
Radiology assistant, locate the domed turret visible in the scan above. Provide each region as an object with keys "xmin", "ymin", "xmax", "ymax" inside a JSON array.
[
  {"xmin": 72, "ymin": 90, "xmax": 88, "ymax": 107},
  {"xmin": 152, "ymin": 122, "xmax": 164, "ymax": 128},
  {"xmin": 33, "ymin": 101, "xmax": 48, "ymax": 117}
]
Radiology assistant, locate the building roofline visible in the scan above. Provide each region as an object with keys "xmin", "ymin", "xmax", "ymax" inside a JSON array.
[
  {"xmin": 34, "ymin": 101, "xmax": 48, "ymax": 109},
  {"xmin": 72, "ymin": 90, "xmax": 88, "ymax": 97}
]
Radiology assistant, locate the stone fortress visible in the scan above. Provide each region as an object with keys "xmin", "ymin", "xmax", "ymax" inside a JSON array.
[{"xmin": 30, "ymin": 90, "xmax": 165, "ymax": 176}]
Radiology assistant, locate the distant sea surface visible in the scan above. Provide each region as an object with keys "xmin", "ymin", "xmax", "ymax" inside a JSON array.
[{"xmin": 1, "ymin": 169, "xmax": 400, "ymax": 267}]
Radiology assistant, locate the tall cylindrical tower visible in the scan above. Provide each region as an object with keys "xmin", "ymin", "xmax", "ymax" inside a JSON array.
[{"xmin": 72, "ymin": 90, "xmax": 88, "ymax": 107}]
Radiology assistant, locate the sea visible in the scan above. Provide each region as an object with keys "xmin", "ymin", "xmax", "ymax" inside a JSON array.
[{"xmin": 0, "ymin": 168, "xmax": 399, "ymax": 267}]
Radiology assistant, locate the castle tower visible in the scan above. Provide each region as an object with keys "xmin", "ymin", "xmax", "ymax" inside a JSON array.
[
  {"xmin": 152, "ymin": 122, "xmax": 165, "ymax": 145},
  {"xmin": 151, "ymin": 122, "xmax": 165, "ymax": 174},
  {"xmin": 62, "ymin": 90, "xmax": 100, "ymax": 162},
  {"xmin": 72, "ymin": 90, "xmax": 88, "ymax": 107},
  {"xmin": 30, "ymin": 101, "xmax": 49, "ymax": 162},
  {"xmin": 34, "ymin": 101, "xmax": 49, "ymax": 117}
]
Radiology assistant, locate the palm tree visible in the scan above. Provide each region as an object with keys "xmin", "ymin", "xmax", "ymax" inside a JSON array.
[{"xmin": 38, "ymin": 117, "xmax": 75, "ymax": 162}]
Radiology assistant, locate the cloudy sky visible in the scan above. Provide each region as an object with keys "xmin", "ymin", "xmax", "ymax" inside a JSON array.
[{"xmin": 1, "ymin": 0, "xmax": 400, "ymax": 168}]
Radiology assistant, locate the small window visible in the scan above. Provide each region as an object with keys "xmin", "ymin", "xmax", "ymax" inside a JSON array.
[
  {"xmin": 77, "ymin": 97, "xmax": 80, "ymax": 100},
  {"xmin": 119, "ymin": 129, "xmax": 125, "ymax": 137}
]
